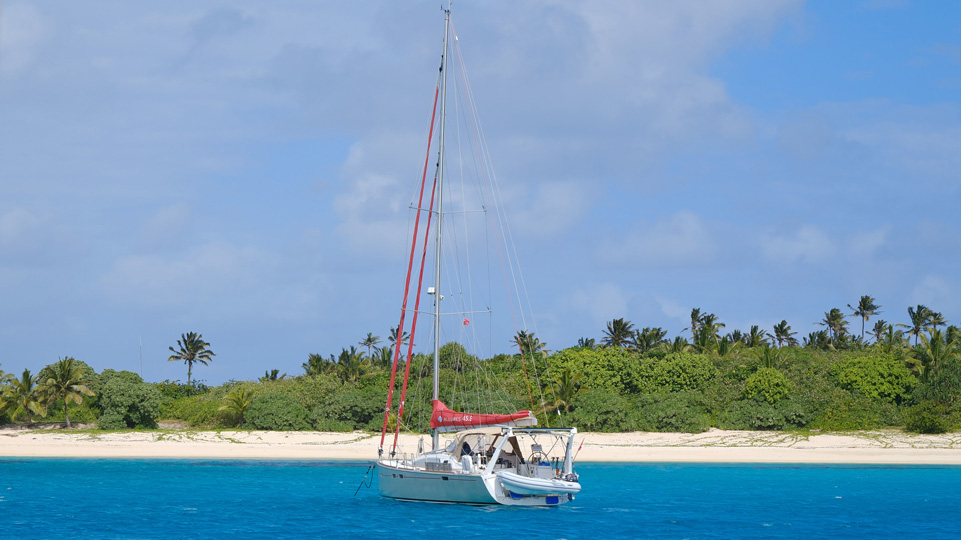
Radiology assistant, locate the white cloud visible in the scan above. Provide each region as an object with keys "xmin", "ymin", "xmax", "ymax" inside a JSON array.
[
  {"xmin": 0, "ymin": 2, "xmax": 49, "ymax": 74},
  {"xmin": 909, "ymin": 275, "xmax": 960, "ymax": 316},
  {"xmin": 511, "ymin": 180, "xmax": 591, "ymax": 238},
  {"xmin": 101, "ymin": 243, "xmax": 271, "ymax": 308},
  {"xmin": 139, "ymin": 203, "xmax": 192, "ymax": 248},
  {"xmin": 847, "ymin": 225, "xmax": 891, "ymax": 256},
  {"xmin": 760, "ymin": 225, "xmax": 836, "ymax": 264},
  {"xmin": 600, "ymin": 211, "xmax": 718, "ymax": 267},
  {"xmin": 0, "ymin": 207, "xmax": 41, "ymax": 247},
  {"xmin": 564, "ymin": 282, "xmax": 630, "ymax": 326}
]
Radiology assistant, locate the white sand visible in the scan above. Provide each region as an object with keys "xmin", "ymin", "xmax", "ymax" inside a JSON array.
[{"xmin": 2, "ymin": 428, "xmax": 959, "ymax": 464}]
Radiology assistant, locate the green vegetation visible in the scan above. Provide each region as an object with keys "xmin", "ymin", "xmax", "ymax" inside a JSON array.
[
  {"xmin": 167, "ymin": 331, "xmax": 216, "ymax": 388},
  {"xmin": 1, "ymin": 302, "xmax": 959, "ymax": 434}
]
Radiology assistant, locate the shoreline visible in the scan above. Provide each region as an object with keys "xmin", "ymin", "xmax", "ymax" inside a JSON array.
[{"xmin": 2, "ymin": 428, "xmax": 959, "ymax": 464}]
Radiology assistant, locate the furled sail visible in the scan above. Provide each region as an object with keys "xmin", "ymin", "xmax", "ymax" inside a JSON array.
[{"xmin": 430, "ymin": 400, "xmax": 537, "ymax": 433}]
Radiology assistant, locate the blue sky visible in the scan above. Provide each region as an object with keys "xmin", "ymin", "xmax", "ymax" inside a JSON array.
[{"xmin": 1, "ymin": 1, "xmax": 958, "ymax": 385}]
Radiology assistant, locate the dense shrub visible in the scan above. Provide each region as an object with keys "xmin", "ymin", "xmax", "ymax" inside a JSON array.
[
  {"xmin": 310, "ymin": 413, "xmax": 355, "ymax": 432},
  {"xmin": 41, "ymin": 401, "xmax": 99, "ymax": 425},
  {"xmin": 744, "ymin": 368, "xmax": 791, "ymax": 404},
  {"xmin": 312, "ymin": 387, "xmax": 383, "ymax": 431},
  {"xmin": 156, "ymin": 380, "xmax": 209, "ymax": 401},
  {"xmin": 243, "ymin": 393, "xmax": 310, "ymax": 430},
  {"xmin": 904, "ymin": 402, "xmax": 952, "ymax": 434},
  {"xmin": 718, "ymin": 399, "xmax": 807, "ymax": 430},
  {"xmin": 98, "ymin": 371, "xmax": 162, "ymax": 429},
  {"xmin": 914, "ymin": 357, "xmax": 961, "ymax": 405},
  {"xmin": 809, "ymin": 395, "xmax": 901, "ymax": 431},
  {"xmin": 634, "ymin": 353, "xmax": 717, "ymax": 394},
  {"xmin": 568, "ymin": 389, "xmax": 632, "ymax": 432},
  {"xmin": 830, "ymin": 355, "xmax": 916, "ymax": 403},
  {"xmin": 161, "ymin": 396, "xmax": 224, "ymax": 427},
  {"xmin": 635, "ymin": 393, "xmax": 711, "ymax": 433},
  {"xmin": 551, "ymin": 347, "xmax": 636, "ymax": 393}
]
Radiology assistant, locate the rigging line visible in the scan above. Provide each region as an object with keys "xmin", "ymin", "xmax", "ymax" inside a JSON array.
[
  {"xmin": 448, "ymin": 23, "xmax": 523, "ymax": 336},
  {"xmin": 380, "ymin": 74, "xmax": 441, "ymax": 453},
  {"xmin": 438, "ymin": 17, "xmax": 546, "ymax": 419},
  {"xmin": 449, "ymin": 21, "xmax": 547, "ymax": 414},
  {"xmin": 454, "ymin": 53, "xmax": 555, "ymax": 418},
  {"xmin": 454, "ymin": 40, "xmax": 548, "ymax": 417},
  {"xmin": 392, "ymin": 171, "xmax": 439, "ymax": 454}
]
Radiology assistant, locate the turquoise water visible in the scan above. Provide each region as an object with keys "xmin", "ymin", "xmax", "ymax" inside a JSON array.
[{"xmin": 1, "ymin": 459, "xmax": 959, "ymax": 539}]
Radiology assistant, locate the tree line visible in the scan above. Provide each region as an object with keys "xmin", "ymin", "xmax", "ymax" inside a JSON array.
[{"xmin": 2, "ymin": 299, "xmax": 959, "ymax": 433}]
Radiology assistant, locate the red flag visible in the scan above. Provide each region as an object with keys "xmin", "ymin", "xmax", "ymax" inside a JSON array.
[{"xmin": 463, "ymin": 318, "xmax": 469, "ymax": 325}]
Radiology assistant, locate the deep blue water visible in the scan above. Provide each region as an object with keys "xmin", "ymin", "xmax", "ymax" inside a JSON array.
[{"xmin": 1, "ymin": 459, "xmax": 959, "ymax": 539}]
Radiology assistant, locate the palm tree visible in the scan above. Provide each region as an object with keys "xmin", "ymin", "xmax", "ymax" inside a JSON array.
[
  {"xmin": 167, "ymin": 332, "xmax": 216, "ymax": 388},
  {"xmin": 716, "ymin": 334, "xmax": 735, "ymax": 357},
  {"xmin": 687, "ymin": 308, "xmax": 703, "ymax": 342},
  {"xmin": 359, "ymin": 332, "xmax": 381, "ymax": 358},
  {"xmin": 633, "ymin": 327, "xmax": 667, "ymax": 354},
  {"xmin": 376, "ymin": 345, "xmax": 394, "ymax": 369},
  {"xmin": 947, "ymin": 325, "xmax": 960, "ymax": 346},
  {"xmin": 0, "ymin": 369, "xmax": 45, "ymax": 423},
  {"xmin": 818, "ymin": 308, "xmax": 849, "ymax": 347},
  {"xmin": 744, "ymin": 325, "xmax": 769, "ymax": 348},
  {"xmin": 219, "ymin": 387, "xmax": 253, "ymax": 426},
  {"xmin": 513, "ymin": 330, "xmax": 546, "ymax": 358},
  {"xmin": 602, "ymin": 318, "xmax": 635, "ymax": 348},
  {"xmin": 337, "ymin": 346, "xmax": 369, "ymax": 383},
  {"xmin": 900, "ymin": 305, "xmax": 932, "ymax": 346},
  {"xmin": 576, "ymin": 337, "xmax": 596, "ymax": 349},
  {"xmin": 700, "ymin": 313, "xmax": 725, "ymax": 338},
  {"xmin": 259, "ymin": 369, "xmax": 286, "ymax": 382},
  {"xmin": 914, "ymin": 329, "xmax": 960, "ymax": 379},
  {"xmin": 37, "ymin": 357, "xmax": 94, "ymax": 428},
  {"xmin": 728, "ymin": 329, "xmax": 745, "ymax": 344},
  {"xmin": 757, "ymin": 344, "xmax": 782, "ymax": 369},
  {"xmin": 693, "ymin": 325, "xmax": 717, "ymax": 353},
  {"xmin": 879, "ymin": 324, "xmax": 906, "ymax": 354},
  {"xmin": 928, "ymin": 310, "xmax": 947, "ymax": 331},
  {"xmin": 303, "ymin": 353, "xmax": 336, "ymax": 376},
  {"xmin": 665, "ymin": 336, "xmax": 691, "ymax": 353},
  {"xmin": 538, "ymin": 368, "xmax": 584, "ymax": 414},
  {"xmin": 803, "ymin": 330, "xmax": 831, "ymax": 350},
  {"xmin": 692, "ymin": 313, "xmax": 725, "ymax": 352},
  {"xmin": 870, "ymin": 320, "xmax": 889, "ymax": 345},
  {"xmin": 388, "ymin": 326, "xmax": 410, "ymax": 348},
  {"xmin": 848, "ymin": 295, "xmax": 881, "ymax": 342},
  {"xmin": 770, "ymin": 320, "xmax": 798, "ymax": 348}
]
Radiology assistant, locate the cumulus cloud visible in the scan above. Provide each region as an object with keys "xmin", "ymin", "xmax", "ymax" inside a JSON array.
[
  {"xmin": 909, "ymin": 275, "xmax": 960, "ymax": 316},
  {"xmin": 760, "ymin": 225, "xmax": 836, "ymax": 264},
  {"xmin": 139, "ymin": 203, "xmax": 193, "ymax": 248},
  {"xmin": 564, "ymin": 282, "xmax": 630, "ymax": 326},
  {"xmin": 100, "ymin": 243, "xmax": 271, "ymax": 308},
  {"xmin": 0, "ymin": 2, "xmax": 48, "ymax": 74},
  {"xmin": 510, "ymin": 180, "xmax": 591, "ymax": 238},
  {"xmin": 599, "ymin": 211, "xmax": 718, "ymax": 267},
  {"xmin": 847, "ymin": 225, "xmax": 891, "ymax": 256}
]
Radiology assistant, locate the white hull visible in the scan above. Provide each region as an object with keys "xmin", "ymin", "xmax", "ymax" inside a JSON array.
[
  {"xmin": 377, "ymin": 460, "xmax": 497, "ymax": 504},
  {"xmin": 496, "ymin": 470, "xmax": 582, "ymax": 497},
  {"xmin": 377, "ymin": 460, "xmax": 574, "ymax": 506},
  {"xmin": 376, "ymin": 427, "xmax": 580, "ymax": 506}
]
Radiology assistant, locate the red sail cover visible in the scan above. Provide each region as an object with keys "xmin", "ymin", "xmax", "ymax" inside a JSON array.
[{"xmin": 430, "ymin": 400, "xmax": 535, "ymax": 432}]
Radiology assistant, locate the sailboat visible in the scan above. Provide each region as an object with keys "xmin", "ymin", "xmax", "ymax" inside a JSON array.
[{"xmin": 375, "ymin": 8, "xmax": 582, "ymax": 506}]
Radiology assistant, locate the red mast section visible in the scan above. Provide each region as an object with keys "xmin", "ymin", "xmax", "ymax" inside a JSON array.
[{"xmin": 378, "ymin": 82, "xmax": 440, "ymax": 455}]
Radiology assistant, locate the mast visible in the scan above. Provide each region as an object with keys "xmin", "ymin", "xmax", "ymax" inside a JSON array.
[{"xmin": 431, "ymin": 8, "xmax": 450, "ymax": 451}]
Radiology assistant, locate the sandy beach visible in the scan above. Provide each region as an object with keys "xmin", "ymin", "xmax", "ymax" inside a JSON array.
[{"xmin": 1, "ymin": 428, "xmax": 959, "ymax": 464}]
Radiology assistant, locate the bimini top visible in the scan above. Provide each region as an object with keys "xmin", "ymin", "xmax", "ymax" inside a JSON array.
[{"xmin": 430, "ymin": 400, "xmax": 537, "ymax": 433}]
